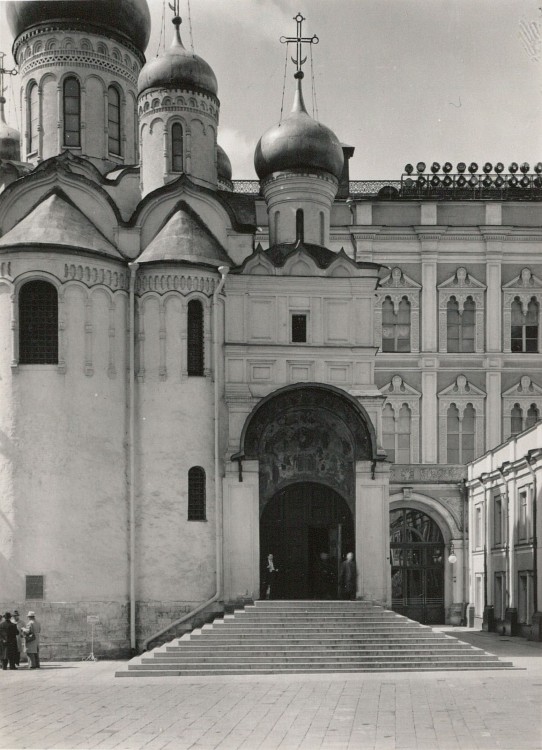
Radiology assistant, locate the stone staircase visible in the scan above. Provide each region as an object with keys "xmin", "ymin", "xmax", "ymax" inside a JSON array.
[{"xmin": 116, "ymin": 600, "xmax": 515, "ymax": 676}]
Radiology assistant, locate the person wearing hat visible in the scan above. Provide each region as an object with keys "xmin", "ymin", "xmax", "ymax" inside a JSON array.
[
  {"xmin": 22, "ymin": 611, "xmax": 41, "ymax": 669},
  {"xmin": 0, "ymin": 612, "xmax": 19, "ymax": 670},
  {"xmin": 11, "ymin": 611, "xmax": 22, "ymax": 666}
]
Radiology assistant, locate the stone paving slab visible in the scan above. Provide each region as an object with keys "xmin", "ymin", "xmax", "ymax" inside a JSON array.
[{"xmin": 0, "ymin": 631, "xmax": 541, "ymax": 750}]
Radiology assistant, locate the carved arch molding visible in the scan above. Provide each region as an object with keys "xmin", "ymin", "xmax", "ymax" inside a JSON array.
[{"xmin": 241, "ymin": 385, "xmax": 374, "ymax": 514}]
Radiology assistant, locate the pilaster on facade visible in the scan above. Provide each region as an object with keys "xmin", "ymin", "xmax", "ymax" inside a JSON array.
[
  {"xmin": 502, "ymin": 376, "xmax": 542, "ymax": 441},
  {"xmin": 375, "ymin": 267, "xmax": 420, "ymax": 353},
  {"xmin": 502, "ymin": 268, "xmax": 542, "ymax": 353},
  {"xmin": 485, "ymin": 369, "xmax": 502, "ymax": 450},
  {"xmin": 438, "ymin": 267, "xmax": 486, "ymax": 353},
  {"xmin": 380, "ymin": 375, "xmax": 421, "ymax": 463},
  {"xmin": 481, "ymin": 230, "xmax": 507, "ymax": 353},
  {"xmin": 421, "ymin": 370, "xmax": 438, "ymax": 463},
  {"xmin": 438, "ymin": 375, "xmax": 486, "ymax": 464},
  {"xmin": 418, "ymin": 230, "xmax": 442, "ymax": 353}
]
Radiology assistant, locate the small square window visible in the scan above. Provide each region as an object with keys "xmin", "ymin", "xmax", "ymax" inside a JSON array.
[
  {"xmin": 291, "ymin": 314, "xmax": 307, "ymax": 343},
  {"xmin": 26, "ymin": 575, "xmax": 44, "ymax": 600}
]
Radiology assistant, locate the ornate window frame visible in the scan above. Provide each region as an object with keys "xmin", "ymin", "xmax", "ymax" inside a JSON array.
[
  {"xmin": 438, "ymin": 375, "xmax": 485, "ymax": 463},
  {"xmin": 502, "ymin": 376, "xmax": 542, "ymax": 440},
  {"xmin": 503, "ymin": 268, "xmax": 542, "ymax": 353},
  {"xmin": 380, "ymin": 375, "xmax": 421, "ymax": 463},
  {"xmin": 375, "ymin": 267, "xmax": 420, "ymax": 353},
  {"xmin": 438, "ymin": 267, "xmax": 485, "ymax": 353}
]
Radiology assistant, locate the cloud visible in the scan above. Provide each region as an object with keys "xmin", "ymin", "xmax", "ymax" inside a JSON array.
[{"xmin": 218, "ymin": 127, "xmax": 257, "ymax": 179}]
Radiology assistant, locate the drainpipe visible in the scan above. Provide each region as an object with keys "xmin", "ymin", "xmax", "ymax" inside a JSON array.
[
  {"xmin": 128, "ymin": 261, "xmax": 139, "ymax": 652},
  {"xmin": 459, "ymin": 478, "xmax": 468, "ymax": 624},
  {"xmin": 142, "ymin": 266, "xmax": 229, "ymax": 651}
]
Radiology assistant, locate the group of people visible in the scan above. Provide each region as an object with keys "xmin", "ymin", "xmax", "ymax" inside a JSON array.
[
  {"xmin": 262, "ymin": 551, "xmax": 357, "ymax": 600},
  {"xmin": 0, "ymin": 611, "xmax": 41, "ymax": 670}
]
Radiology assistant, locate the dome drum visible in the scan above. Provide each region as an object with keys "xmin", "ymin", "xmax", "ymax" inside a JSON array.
[{"xmin": 7, "ymin": 0, "xmax": 151, "ymax": 61}]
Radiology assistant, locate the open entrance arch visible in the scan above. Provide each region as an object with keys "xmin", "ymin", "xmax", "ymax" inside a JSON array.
[{"xmin": 261, "ymin": 482, "xmax": 354, "ymax": 600}]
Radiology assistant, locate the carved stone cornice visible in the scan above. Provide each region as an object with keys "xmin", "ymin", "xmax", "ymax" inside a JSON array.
[
  {"xmin": 64, "ymin": 263, "xmax": 128, "ymax": 290},
  {"xmin": 137, "ymin": 273, "xmax": 217, "ymax": 296},
  {"xmin": 390, "ymin": 464, "xmax": 467, "ymax": 484}
]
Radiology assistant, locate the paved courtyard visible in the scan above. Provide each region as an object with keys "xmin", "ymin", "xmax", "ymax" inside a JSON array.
[{"xmin": 0, "ymin": 630, "xmax": 541, "ymax": 750}]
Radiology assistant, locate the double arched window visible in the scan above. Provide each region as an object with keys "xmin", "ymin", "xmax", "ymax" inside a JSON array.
[
  {"xmin": 18, "ymin": 280, "xmax": 58, "ymax": 364},
  {"xmin": 447, "ymin": 297, "xmax": 475, "ymax": 352},
  {"xmin": 107, "ymin": 86, "xmax": 121, "ymax": 155},
  {"xmin": 382, "ymin": 403, "xmax": 411, "ymax": 463},
  {"xmin": 63, "ymin": 77, "xmax": 81, "ymax": 147},
  {"xmin": 447, "ymin": 403, "xmax": 475, "ymax": 464},
  {"xmin": 511, "ymin": 298, "xmax": 539, "ymax": 353},
  {"xmin": 382, "ymin": 297, "xmax": 411, "ymax": 352}
]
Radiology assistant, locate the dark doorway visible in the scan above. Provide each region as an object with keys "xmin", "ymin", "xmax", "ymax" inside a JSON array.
[
  {"xmin": 260, "ymin": 482, "xmax": 354, "ymax": 600},
  {"xmin": 390, "ymin": 508, "xmax": 445, "ymax": 624}
]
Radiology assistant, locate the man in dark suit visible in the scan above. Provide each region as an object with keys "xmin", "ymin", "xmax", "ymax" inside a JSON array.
[{"xmin": 0, "ymin": 612, "xmax": 19, "ymax": 670}]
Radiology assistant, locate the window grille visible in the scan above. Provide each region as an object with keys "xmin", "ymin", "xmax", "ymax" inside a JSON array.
[
  {"xmin": 382, "ymin": 297, "xmax": 411, "ymax": 352},
  {"xmin": 25, "ymin": 575, "xmax": 44, "ymax": 600},
  {"xmin": 108, "ymin": 86, "xmax": 121, "ymax": 155},
  {"xmin": 171, "ymin": 123, "xmax": 183, "ymax": 172},
  {"xmin": 63, "ymin": 77, "xmax": 81, "ymax": 147},
  {"xmin": 19, "ymin": 281, "xmax": 58, "ymax": 364},
  {"xmin": 188, "ymin": 467, "xmax": 206, "ymax": 521},
  {"xmin": 291, "ymin": 314, "xmax": 307, "ymax": 343},
  {"xmin": 187, "ymin": 300, "xmax": 204, "ymax": 376},
  {"xmin": 511, "ymin": 298, "xmax": 539, "ymax": 353}
]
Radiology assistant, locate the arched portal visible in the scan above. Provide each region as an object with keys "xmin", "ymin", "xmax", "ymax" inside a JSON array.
[
  {"xmin": 261, "ymin": 482, "xmax": 354, "ymax": 600},
  {"xmin": 234, "ymin": 383, "xmax": 375, "ymax": 601},
  {"xmin": 390, "ymin": 508, "xmax": 445, "ymax": 624}
]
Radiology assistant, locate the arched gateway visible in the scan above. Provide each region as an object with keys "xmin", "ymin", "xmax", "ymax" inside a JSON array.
[{"xmin": 223, "ymin": 384, "xmax": 391, "ymax": 604}]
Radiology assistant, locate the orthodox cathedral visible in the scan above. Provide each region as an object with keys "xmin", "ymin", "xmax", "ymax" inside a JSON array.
[{"xmin": 0, "ymin": 1, "xmax": 540, "ymax": 657}]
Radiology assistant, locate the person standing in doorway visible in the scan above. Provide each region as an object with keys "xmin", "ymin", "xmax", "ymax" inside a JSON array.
[
  {"xmin": 0, "ymin": 613, "xmax": 19, "ymax": 670},
  {"xmin": 22, "ymin": 611, "xmax": 41, "ymax": 669},
  {"xmin": 262, "ymin": 553, "xmax": 279, "ymax": 600},
  {"xmin": 339, "ymin": 552, "xmax": 357, "ymax": 600}
]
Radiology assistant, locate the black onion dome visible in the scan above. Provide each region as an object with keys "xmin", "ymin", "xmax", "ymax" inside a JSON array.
[
  {"xmin": 254, "ymin": 76, "xmax": 343, "ymax": 181},
  {"xmin": 217, "ymin": 144, "xmax": 232, "ymax": 181},
  {"xmin": 0, "ymin": 98, "xmax": 21, "ymax": 161},
  {"xmin": 138, "ymin": 18, "xmax": 217, "ymax": 98},
  {"xmin": 6, "ymin": 0, "xmax": 151, "ymax": 56}
]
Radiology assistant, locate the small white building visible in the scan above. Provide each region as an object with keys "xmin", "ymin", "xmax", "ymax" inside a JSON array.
[{"xmin": 467, "ymin": 421, "xmax": 542, "ymax": 639}]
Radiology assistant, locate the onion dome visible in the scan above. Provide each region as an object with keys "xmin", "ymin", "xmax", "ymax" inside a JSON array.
[
  {"xmin": 217, "ymin": 145, "xmax": 232, "ymax": 182},
  {"xmin": 254, "ymin": 72, "xmax": 343, "ymax": 181},
  {"xmin": 6, "ymin": 0, "xmax": 151, "ymax": 56},
  {"xmin": 0, "ymin": 96, "xmax": 20, "ymax": 161},
  {"xmin": 138, "ymin": 15, "xmax": 217, "ymax": 98}
]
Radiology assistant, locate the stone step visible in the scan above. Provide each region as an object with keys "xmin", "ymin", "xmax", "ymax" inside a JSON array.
[{"xmin": 116, "ymin": 601, "xmax": 515, "ymax": 677}]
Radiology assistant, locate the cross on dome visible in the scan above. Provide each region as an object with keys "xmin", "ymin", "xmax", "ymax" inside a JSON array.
[{"xmin": 280, "ymin": 12, "xmax": 319, "ymax": 79}]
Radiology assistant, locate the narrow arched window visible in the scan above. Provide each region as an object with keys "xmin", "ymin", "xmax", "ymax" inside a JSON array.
[
  {"xmin": 526, "ymin": 404, "xmax": 540, "ymax": 429},
  {"xmin": 296, "ymin": 209, "xmax": 304, "ymax": 243},
  {"xmin": 511, "ymin": 403, "xmax": 523, "ymax": 435},
  {"xmin": 171, "ymin": 123, "xmax": 183, "ymax": 172},
  {"xmin": 447, "ymin": 403, "xmax": 475, "ymax": 464},
  {"xmin": 187, "ymin": 299, "xmax": 204, "ymax": 376},
  {"xmin": 447, "ymin": 297, "xmax": 475, "ymax": 353},
  {"xmin": 188, "ymin": 467, "xmax": 206, "ymax": 521},
  {"xmin": 107, "ymin": 85, "xmax": 121, "ymax": 155},
  {"xmin": 63, "ymin": 77, "xmax": 80, "ymax": 146},
  {"xmin": 319, "ymin": 211, "xmax": 325, "ymax": 245},
  {"xmin": 382, "ymin": 403, "xmax": 411, "ymax": 464},
  {"xmin": 28, "ymin": 82, "xmax": 39, "ymax": 154},
  {"xmin": 512, "ymin": 297, "xmax": 539, "ymax": 353},
  {"xmin": 382, "ymin": 297, "xmax": 411, "ymax": 352},
  {"xmin": 19, "ymin": 280, "xmax": 58, "ymax": 364}
]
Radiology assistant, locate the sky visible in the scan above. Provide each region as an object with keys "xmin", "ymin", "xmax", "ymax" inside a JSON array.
[{"xmin": 0, "ymin": 0, "xmax": 541, "ymax": 179}]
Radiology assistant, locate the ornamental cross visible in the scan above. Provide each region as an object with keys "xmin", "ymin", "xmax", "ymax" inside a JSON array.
[
  {"xmin": 0, "ymin": 52, "xmax": 18, "ymax": 99},
  {"xmin": 280, "ymin": 12, "xmax": 318, "ymax": 74}
]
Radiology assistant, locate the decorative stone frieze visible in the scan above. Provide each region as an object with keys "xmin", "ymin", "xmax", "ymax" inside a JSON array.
[
  {"xmin": 136, "ymin": 273, "xmax": 216, "ymax": 295},
  {"xmin": 64, "ymin": 264, "xmax": 128, "ymax": 290},
  {"xmin": 438, "ymin": 267, "xmax": 486, "ymax": 353},
  {"xmin": 390, "ymin": 464, "xmax": 467, "ymax": 483},
  {"xmin": 375, "ymin": 267, "xmax": 421, "ymax": 352}
]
